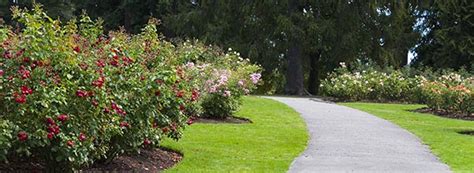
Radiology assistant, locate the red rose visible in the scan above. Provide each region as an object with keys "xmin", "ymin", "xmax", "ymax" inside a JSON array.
[
  {"xmin": 186, "ymin": 119, "xmax": 194, "ymax": 125},
  {"xmin": 170, "ymin": 123, "xmax": 177, "ymax": 131},
  {"xmin": 19, "ymin": 69, "xmax": 30, "ymax": 79},
  {"xmin": 16, "ymin": 49, "xmax": 24, "ymax": 57},
  {"xmin": 73, "ymin": 46, "xmax": 81, "ymax": 53},
  {"xmin": 76, "ymin": 90, "xmax": 88, "ymax": 97},
  {"xmin": 22, "ymin": 57, "xmax": 30, "ymax": 63},
  {"xmin": 122, "ymin": 56, "xmax": 132, "ymax": 65},
  {"xmin": 78, "ymin": 133, "xmax": 87, "ymax": 142},
  {"xmin": 21, "ymin": 86, "xmax": 33, "ymax": 95},
  {"xmin": 191, "ymin": 89, "xmax": 199, "ymax": 101},
  {"xmin": 33, "ymin": 60, "xmax": 44, "ymax": 67},
  {"xmin": 116, "ymin": 109, "xmax": 127, "ymax": 116},
  {"xmin": 47, "ymin": 125, "xmax": 60, "ymax": 135},
  {"xmin": 176, "ymin": 90, "xmax": 184, "ymax": 98},
  {"xmin": 143, "ymin": 138, "xmax": 151, "ymax": 145},
  {"xmin": 96, "ymin": 60, "xmax": 106, "ymax": 67},
  {"xmin": 46, "ymin": 117, "xmax": 56, "ymax": 125},
  {"xmin": 161, "ymin": 127, "xmax": 169, "ymax": 133},
  {"xmin": 120, "ymin": 121, "xmax": 130, "ymax": 128},
  {"xmin": 156, "ymin": 79, "xmax": 163, "ymax": 85},
  {"xmin": 103, "ymin": 108, "xmax": 111, "ymax": 114},
  {"xmin": 79, "ymin": 63, "xmax": 88, "ymax": 70},
  {"xmin": 17, "ymin": 131, "xmax": 28, "ymax": 142},
  {"xmin": 92, "ymin": 77, "xmax": 105, "ymax": 88},
  {"xmin": 57, "ymin": 114, "xmax": 68, "ymax": 122},
  {"xmin": 92, "ymin": 99, "xmax": 99, "ymax": 107},
  {"xmin": 0, "ymin": 69, "xmax": 4, "ymax": 76},
  {"xmin": 15, "ymin": 94, "xmax": 27, "ymax": 104},
  {"xmin": 110, "ymin": 60, "xmax": 119, "ymax": 67},
  {"xmin": 3, "ymin": 51, "xmax": 12, "ymax": 59},
  {"xmin": 47, "ymin": 132, "xmax": 54, "ymax": 140},
  {"xmin": 179, "ymin": 105, "xmax": 186, "ymax": 111},
  {"xmin": 111, "ymin": 102, "xmax": 119, "ymax": 110},
  {"xmin": 155, "ymin": 90, "xmax": 161, "ymax": 96},
  {"xmin": 67, "ymin": 140, "xmax": 75, "ymax": 147}
]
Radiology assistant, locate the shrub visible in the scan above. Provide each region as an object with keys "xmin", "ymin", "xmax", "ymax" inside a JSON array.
[
  {"xmin": 320, "ymin": 62, "xmax": 473, "ymax": 116},
  {"xmin": 0, "ymin": 6, "xmax": 200, "ymax": 170},
  {"xmin": 320, "ymin": 63, "xmax": 416, "ymax": 102},
  {"xmin": 421, "ymin": 75, "xmax": 473, "ymax": 115},
  {"xmin": 175, "ymin": 43, "xmax": 262, "ymax": 118}
]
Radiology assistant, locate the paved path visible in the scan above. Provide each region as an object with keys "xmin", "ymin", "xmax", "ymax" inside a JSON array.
[{"xmin": 265, "ymin": 96, "xmax": 451, "ymax": 173}]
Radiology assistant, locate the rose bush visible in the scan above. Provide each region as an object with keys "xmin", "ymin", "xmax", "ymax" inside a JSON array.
[
  {"xmin": 320, "ymin": 63, "xmax": 473, "ymax": 116},
  {"xmin": 320, "ymin": 63, "xmax": 418, "ymax": 102},
  {"xmin": 176, "ymin": 42, "xmax": 262, "ymax": 118},
  {"xmin": 0, "ymin": 6, "xmax": 252, "ymax": 170},
  {"xmin": 420, "ymin": 74, "xmax": 473, "ymax": 115}
]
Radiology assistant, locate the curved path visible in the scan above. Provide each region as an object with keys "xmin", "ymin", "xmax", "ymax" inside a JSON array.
[{"xmin": 265, "ymin": 96, "xmax": 451, "ymax": 173}]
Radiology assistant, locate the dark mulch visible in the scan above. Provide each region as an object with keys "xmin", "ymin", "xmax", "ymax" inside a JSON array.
[
  {"xmin": 458, "ymin": 130, "xmax": 474, "ymax": 136},
  {"xmin": 0, "ymin": 147, "xmax": 182, "ymax": 172},
  {"xmin": 0, "ymin": 155, "xmax": 44, "ymax": 172},
  {"xmin": 196, "ymin": 116, "xmax": 252, "ymax": 124},
  {"xmin": 412, "ymin": 107, "xmax": 474, "ymax": 121},
  {"xmin": 84, "ymin": 147, "xmax": 182, "ymax": 172}
]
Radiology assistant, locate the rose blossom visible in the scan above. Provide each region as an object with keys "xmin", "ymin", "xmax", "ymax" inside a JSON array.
[
  {"xmin": 223, "ymin": 90, "xmax": 231, "ymax": 97},
  {"xmin": 57, "ymin": 114, "xmax": 69, "ymax": 122},
  {"xmin": 17, "ymin": 131, "xmax": 28, "ymax": 142},
  {"xmin": 209, "ymin": 86, "xmax": 217, "ymax": 93},
  {"xmin": 78, "ymin": 133, "xmax": 87, "ymax": 142},
  {"xmin": 67, "ymin": 140, "xmax": 75, "ymax": 147},
  {"xmin": 143, "ymin": 138, "xmax": 151, "ymax": 145},
  {"xmin": 238, "ymin": 80, "xmax": 245, "ymax": 86},
  {"xmin": 250, "ymin": 73, "xmax": 261, "ymax": 84},
  {"xmin": 186, "ymin": 62, "xmax": 195, "ymax": 68}
]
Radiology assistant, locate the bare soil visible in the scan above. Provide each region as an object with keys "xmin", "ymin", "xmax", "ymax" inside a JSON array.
[
  {"xmin": 413, "ymin": 107, "xmax": 474, "ymax": 121},
  {"xmin": 196, "ymin": 116, "xmax": 252, "ymax": 124},
  {"xmin": 0, "ymin": 147, "xmax": 182, "ymax": 172}
]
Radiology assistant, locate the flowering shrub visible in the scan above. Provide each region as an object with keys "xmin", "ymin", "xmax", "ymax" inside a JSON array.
[
  {"xmin": 0, "ymin": 6, "xmax": 217, "ymax": 170},
  {"xmin": 420, "ymin": 74, "xmax": 473, "ymax": 115},
  {"xmin": 320, "ymin": 63, "xmax": 473, "ymax": 116},
  {"xmin": 320, "ymin": 63, "xmax": 418, "ymax": 102},
  {"xmin": 176, "ymin": 43, "xmax": 262, "ymax": 118}
]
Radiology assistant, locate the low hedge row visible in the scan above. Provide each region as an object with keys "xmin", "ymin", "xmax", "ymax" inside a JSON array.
[{"xmin": 320, "ymin": 63, "xmax": 473, "ymax": 115}]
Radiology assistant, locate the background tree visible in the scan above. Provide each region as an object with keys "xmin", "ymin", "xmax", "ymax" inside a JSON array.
[
  {"xmin": 0, "ymin": 0, "xmax": 470, "ymax": 94},
  {"xmin": 414, "ymin": 0, "xmax": 474, "ymax": 70}
]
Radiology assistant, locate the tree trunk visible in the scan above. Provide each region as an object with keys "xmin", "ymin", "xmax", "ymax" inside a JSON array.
[
  {"xmin": 123, "ymin": 4, "xmax": 132, "ymax": 31},
  {"xmin": 399, "ymin": 47, "xmax": 408, "ymax": 67},
  {"xmin": 285, "ymin": 44, "xmax": 305, "ymax": 95},
  {"xmin": 284, "ymin": 0, "xmax": 305, "ymax": 95},
  {"xmin": 308, "ymin": 51, "xmax": 321, "ymax": 95}
]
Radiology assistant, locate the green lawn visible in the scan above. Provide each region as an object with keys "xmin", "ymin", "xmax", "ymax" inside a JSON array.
[
  {"xmin": 342, "ymin": 103, "xmax": 474, "ymax": 173},
  {"xmin": 162, "ymin": 96, "xmax": 308, "ymax": 172}
]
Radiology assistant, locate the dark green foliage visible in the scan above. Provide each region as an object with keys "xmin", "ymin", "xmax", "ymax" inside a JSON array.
[
  {"xmin": 0, "ymin": 0, "xmax": 470, "ymax": 95},
  {"xmin": 414, "ymin": 0, "xmax": 474, "ymax": 70}
]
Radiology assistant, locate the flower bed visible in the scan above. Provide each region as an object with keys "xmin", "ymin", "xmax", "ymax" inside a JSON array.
[
  {"xmin": 320, "ymin": 63, "xmax": 473, "ymax": 116},
  {"xmin": 175, "ymin": 43, "xmax": 261, "ymax": 119},
  {"xmin": 0, "ymin": 6, "xmax": 261, "ymax": 171}
]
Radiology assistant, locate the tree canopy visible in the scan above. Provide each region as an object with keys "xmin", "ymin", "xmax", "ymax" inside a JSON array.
[{"xmin": 1, "ymin": 0, "xmax": 472, "ymax": 95}]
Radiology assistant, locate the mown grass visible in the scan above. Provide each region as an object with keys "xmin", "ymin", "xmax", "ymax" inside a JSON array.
[
  {"xmin": 162, "ymin": 96, "xmax": 308, "ymax": 172},
  {"xmin": 342, "ymin": 103, "xmax": 474, "ymax": 173}
]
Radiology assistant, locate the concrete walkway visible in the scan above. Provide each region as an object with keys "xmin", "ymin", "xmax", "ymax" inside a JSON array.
[{"xmin": 265, "ymin": 96, "xmax": 451, "ymax": 173}]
